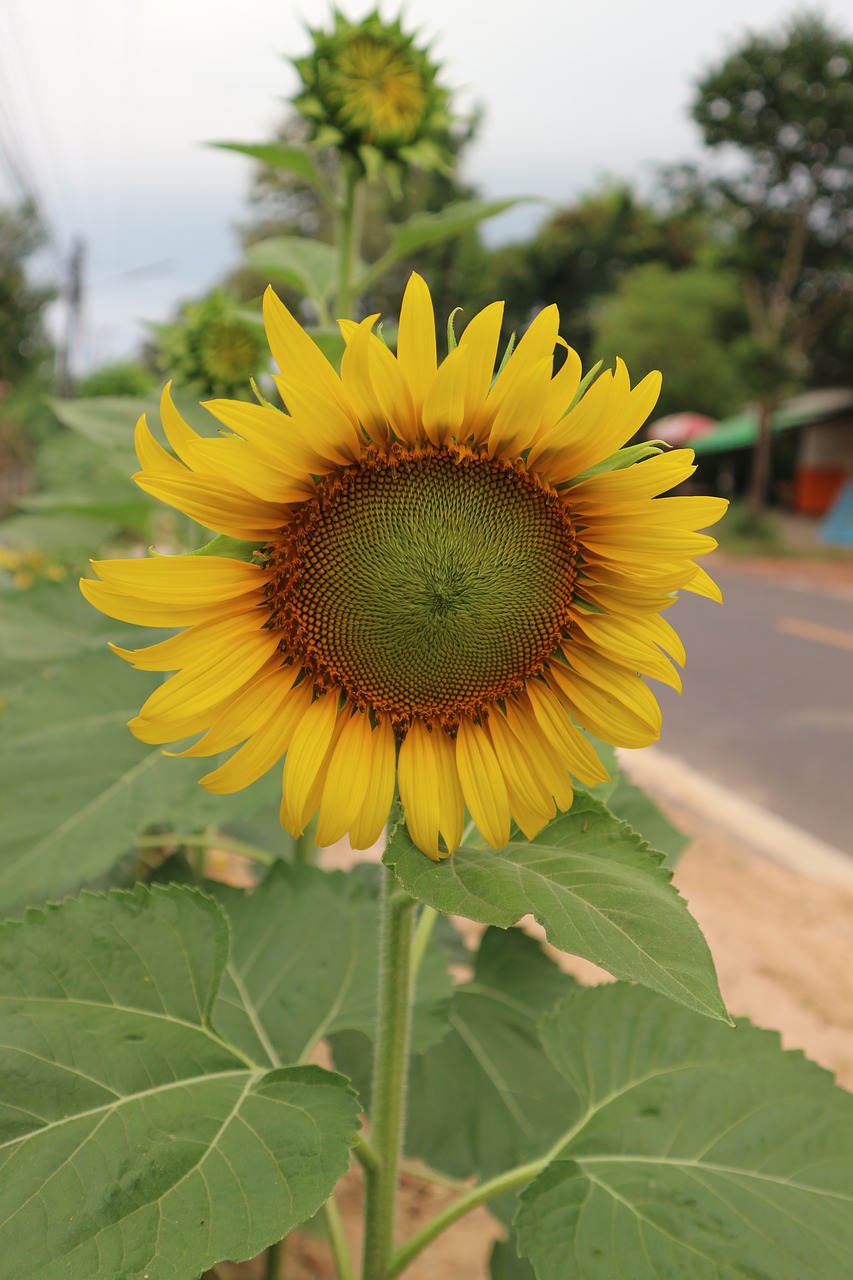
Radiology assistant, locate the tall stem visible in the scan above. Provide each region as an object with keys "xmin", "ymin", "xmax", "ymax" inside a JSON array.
[
  {"xmin": 336, "ymin": 160, "xmax": 362, "ymax": 320},
  {"xmin": 361, "ymin": 865, "xmax": 416, "ymax": 1280}
]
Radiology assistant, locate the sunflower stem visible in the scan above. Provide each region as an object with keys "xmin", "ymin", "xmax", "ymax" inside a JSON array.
[
  {"xmin": 410, "ymin": 906, "xmax": 438, "ymax": 982},
  {"xmin": 264, "ymin": 1234, "xmax": 287, "ymax": 1280},
  {"xmin": 134, "ymin": 832, "xmax": 276, "ymax": 869},
  {"xmin": 324, "ymin": 1193, "xmax": 356, "ymax": 1280},
  {"xmin": 294, "ymin": 819, "xmax": 317, "ymax": 870},
  {"xmin": 386, "ymin": 1157, "xmax": 548, "ymax": 1278},
  {"xmin": 361, "ymin": 863, "xmax": 416, "ymax": 1280},
  {"xmin": 336, "ymin": 160, "xmax": 362, "ymax": 319}
]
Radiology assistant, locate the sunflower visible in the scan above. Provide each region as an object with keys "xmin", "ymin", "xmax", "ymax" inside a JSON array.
[
  {"xmin": 81, "ymin": 274, "xmax": 726, "ymax": 860},
  {"xmin": 293, "ymin": 9, "xmax": 453, "ymax": 172}
]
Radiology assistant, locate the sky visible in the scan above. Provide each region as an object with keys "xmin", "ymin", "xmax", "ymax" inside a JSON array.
[{"xmin": 2, "ymin": 0, "xmax": 851, "ymax": 371}]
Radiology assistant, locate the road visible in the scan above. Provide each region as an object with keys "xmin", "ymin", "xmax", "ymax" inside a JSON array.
[{"xmin": 651, "ymin": 560, "xmax": 853, "ymax": 854}]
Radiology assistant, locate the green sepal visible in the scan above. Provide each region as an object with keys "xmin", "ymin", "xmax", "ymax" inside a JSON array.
[
  {"xmin": 191, "ymin": 534, "xmax": 266, "ymax": 561},
  {"xmin": 563, "ymin": 440, "xmax": 665, "ymax": 488},
  {"xmin": 566, "ymin": 359, "xmax": 603, "ymax": 412}
]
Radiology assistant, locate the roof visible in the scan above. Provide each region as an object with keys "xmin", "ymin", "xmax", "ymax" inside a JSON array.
[{"xmin": 690, "ymin": 390, "xmax": 853, "ymax": 456}]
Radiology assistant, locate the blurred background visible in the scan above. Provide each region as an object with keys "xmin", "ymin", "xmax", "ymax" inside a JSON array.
[{"xmin": 0, "ymin": 0, "xmax": 851, "ymax": 868}]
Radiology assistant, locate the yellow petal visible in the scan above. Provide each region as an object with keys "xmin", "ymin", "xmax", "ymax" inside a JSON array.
[
  {"xmin": 200, "ymin": 674, "xmax": 311, "ymax": 793},
  {"xmin": 171, "ymin": 659, "xmax": 297, "ymax": 758},
  {"xmin": 110, "ymin": 611, "xmax": 260, "ymax": 673},
  {"xmin": 160, "ymin": 385, "xmax": 311, "ymax": 505},
  {"xmin": 524, "ymin": 678, "xmax": 610, "ymax": 785},
  {"xmin": 504, "ymin": 696, "xmax": 576, "ymax": 810},
  {"xmin": 350, "ymin": 715, "xmax": 397, "ymax": 850},
  {"xmin": 487, "ymin": 357, "xmax": 552, "ymax": 459},
  {"xmin": 684, "ymin": 562, "xmax": 723, "ymax": 602},
  {"xmin": 316, "ymin": 709, "xmax": 377, "ymax": 846},
  {"xmin": 264, "ymin": 286, "xmax": 359, "ymax": 431},
  {"xmin": 534, "ymin": 339, "xmax": 583, "ymax": 439},
  {"xmin": 455, "ymin": 717, "xmax": 510, "ymax": 849},
  {"xmin": 131, "ymin": 629, "xmax": 281, "ymax": 742},
  {"xmin": 80, "ymin": 580, "xmax": 241, "ymax": 628},
  {"xmin": 480, "ymin": 305, "xmax": 559, "ymax": 444},
  {"xmin": 550, "ymin": 651, "xmax": 662, "ymax": 749},
  {"xmin": 566, "ymin": 449, "xmax": 697, "ymax": 505},
  {"xmin": 340, "ymin": 315, "xmax": 390, "ymax": 445},
  {"xmin": 202, "ymin": 398, "xmax": 337, "ymax": 477},
  {"xmin": 281, "ymin": 689, "xmax": 341, "ymax": 835},
  {"xmin": 135, "ymin": 414, "xmax": 187, "ymax": 477},
  {"xmin": 453, "ymin": 301, "xmax": 505, "ymax": 440},
  {"xmin": 421, "ymin": 344, "xmax": 472, "ymax": 445},
  {"xmin": 398, "ymin": 720, "xmax": 463, "ymax": 860},
  {"xmin": 528, "ymin": 367, "xmax": 617, "ymax": 481},
  {"xmin": 486, "ymin": 709, "xmax": 555, "ymax": 837},
  {"xmin": 567, "ymin": 613, "xmax": 683, "ymax": 692},
  {"xmin": 396, "ymin": 272, "xmax": 437, "ymax": 417},
  {"xmin": 134, "ymin": 470, "xmax": 288, "ymax": 539},
  {"xmin": 87, "ymin": 554, "xmax": 264, "ymax": 602}
]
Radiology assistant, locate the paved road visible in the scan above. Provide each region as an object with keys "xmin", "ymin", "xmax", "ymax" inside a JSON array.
[{"xmin": 652, "ymin": 561, "xmax": 853, "ymax": 853}]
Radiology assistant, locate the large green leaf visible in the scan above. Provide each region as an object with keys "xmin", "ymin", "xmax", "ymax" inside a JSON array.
[
  {"xmin": 354, "ymin": 198, "xmax": 525, "ymax": 294},
  {"xmin": 0, "ymin": 645, "xmax": 280, "ymax": 911},
  {"xmin": 0, "ymin": 578, "xmax": 159, "ymax": 691},
  {"xmin": 213, "ymin": 863, "xmax": 451, "ymax": 1062},
  {"xmin": 211, "ymin": 141, "xmax": 333, "ymax": 198},
  {"xmin": 333, "ymin": 928, "xmax": 576, "ymax": 1183},
  {"xmin": 384, "ymin": 794, "xmax": 726, "ymax": 1021},
  {"xmin": 515, "ymin": 984, "xmax": 853, "ymax": 1279},
  {"xmin": 0, "ymin": 884, "xmax": 360, "ymax": 1279},
  {"xmin": 245, "ymin": 236, "xmax": 357, "ymax": 312},
  {"xmin": 490, "ymin": 1237, "xmax": 536, "ymax": 1280},
  {"xmin": 384, "ymin": 198, "xmax": 522, "ymax": 257}
]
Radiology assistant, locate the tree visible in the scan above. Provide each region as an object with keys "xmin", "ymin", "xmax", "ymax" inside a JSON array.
[
  {"xmin": 592, "ymin": 263, "xmax": 750, "ymax": 420},
  {"xmin": 481, "ymin": 183, "xmax": 710, "ymax": 368},
  {"xmin": 691, "ymin": 11, "xmax": 853, "ymax": 509},
  {"xmin": 0, "ymin": 200, "xmax": 54, "ymax": 386}
]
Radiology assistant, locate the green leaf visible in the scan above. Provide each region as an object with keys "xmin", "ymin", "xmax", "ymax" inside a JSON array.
[
  {"xmin": 245, "ymin": 236, "xmax": 351, "ymax": 311},
  {"xmin": 0, "ymin": 644, "xmax": 281, "ymax": 911},
  {"xmin": 384, "ymin": 793, "xmax": 726, "ymax": 1021},
  {"xmin": 0, "ymin": 884, "xmax": 359, "ymax": 1279},
  {"xmin": 0, "ymin": 578, "xmax": 156, "ymax": 692},
  {"xmin": 515, "ymin": 983, "xmax": 853, "ymax": 1279},
  {"xmin": 334, "ymin": 928, "xmax": 577, "ymax": 1183},
  {"xmin": 213, "ymin": 863, "xmax": 451, "ymax": 1063},
  {"xmin": 212, "ymin": 141, "xmax": 333, "ymax": 199},
  {"xmin": 604, "ymin": 775, "xmax": 688, "ymax": 865},
  {"xmin": 386, "ymin": 198, "xmax": 524, "ymax": 257},
  {"xmin": 306, "ymin": 325, "xmax": 347, "ymax": 370},
  {"xmin": 490, "ymin": 1237, "xmax": 536, "ymax": 1280}
]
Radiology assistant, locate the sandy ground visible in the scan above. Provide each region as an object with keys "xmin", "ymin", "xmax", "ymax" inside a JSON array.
[{"xmin": 212, "ymin": 779, "xmax": 853, "ymax": 1280}]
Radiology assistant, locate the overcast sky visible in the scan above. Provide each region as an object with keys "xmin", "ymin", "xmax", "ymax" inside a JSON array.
[{"xmin": 3, "ymin": 0, "xmax": 850, "ymax": 370}]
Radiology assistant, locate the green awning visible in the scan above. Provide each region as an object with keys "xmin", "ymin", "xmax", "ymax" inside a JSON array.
[{"xmin": 691, "ymin": 402, "xmax": 842, "ymax": 455}]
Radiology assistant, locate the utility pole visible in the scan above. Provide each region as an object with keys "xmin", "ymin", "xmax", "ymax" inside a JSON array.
[{"xmin": 57, "ymin": 236, "xmax": 84, "ymax": 396}]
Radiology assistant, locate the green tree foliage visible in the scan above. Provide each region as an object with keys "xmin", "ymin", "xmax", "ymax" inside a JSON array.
[
  {"xmin": 482, "ymin": 184, "xmax": 709, "ymax": 366},
  {"xmin": 691, "ymin": 11, "xmax": 853, "ymax": 379},
  {"xmin": 592, "ymin": 263, "xmax": 750, "ymax": 419},
  {"xmin": 0, "ymin": 200, "xmax": 54, "ymax": 386},
  {"xmin": 75, "ymin": 359, "xmax": 156, "ymax": 398}
]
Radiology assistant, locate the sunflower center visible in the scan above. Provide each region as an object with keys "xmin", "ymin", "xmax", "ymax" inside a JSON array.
[{"xmin": 265, "ymin": 447, "xmax": 577, "ymax": 731}]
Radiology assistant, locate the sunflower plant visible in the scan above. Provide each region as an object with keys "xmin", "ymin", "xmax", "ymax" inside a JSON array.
[
  {"xmin": 2, "ymin": 15, "xmax": 853, "ymax": 1280},
  {"xmin": 0, "ymin": 273, "xmax": 848, "ymax": 1280}
]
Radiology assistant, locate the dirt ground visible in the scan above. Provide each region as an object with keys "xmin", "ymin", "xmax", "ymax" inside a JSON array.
[{"xmin": 215, "ymin": 782, "xmax": 853, "ymax": 1280}]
